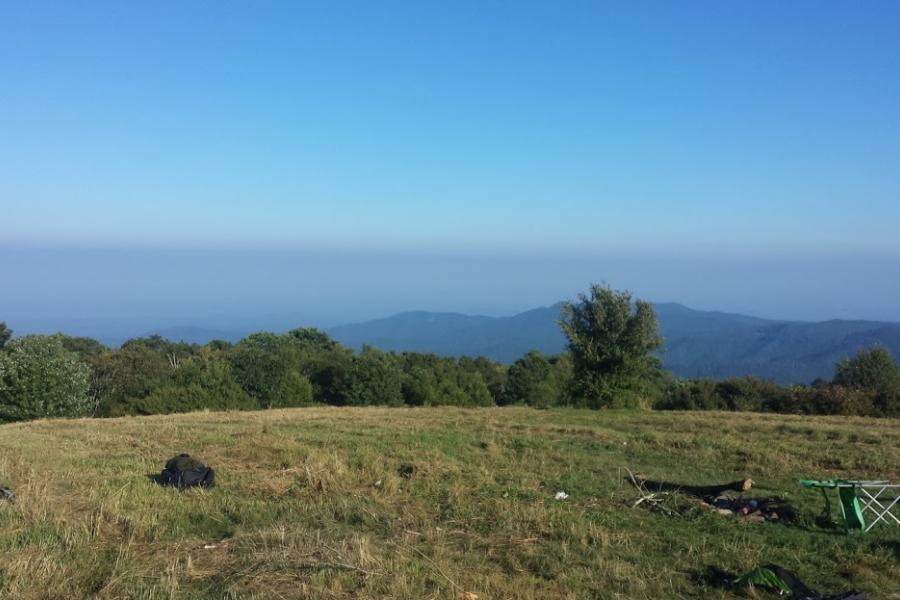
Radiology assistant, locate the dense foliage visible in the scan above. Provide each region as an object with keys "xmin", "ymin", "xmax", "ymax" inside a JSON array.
[
  {"xmin": 0, "ymin": 335, "xmax": 93, "ymax": 421},
  {"xmin": 560, "ymin": 284, "xmax": 662, "ymax": 408},
  {"xmin": 0, "ymin": 323, "xmax": 548, "ymax": 420},
  {"xmin": 658, "ymin": 351, "xmax": 900, "ymax": 418},
  {"xmin": 833, "ymin": 346, "xmax": 900, "ymax": 396},
  {"xmin": 1, "ymin": 287, "xmax": 898, "ymax": 422}
]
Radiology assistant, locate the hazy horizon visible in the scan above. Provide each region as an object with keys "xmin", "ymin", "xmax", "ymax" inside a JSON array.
[
  {"xmin": 3, "ymin": 3, "xmax": 899, "ymax": 333},
  {"xmin": 4, "ymin": 243, "xmax": 900, "ymax": 344}
]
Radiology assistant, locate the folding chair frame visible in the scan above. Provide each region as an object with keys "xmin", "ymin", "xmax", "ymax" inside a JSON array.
[{"xmin": 855, "ymin": 482, "xmax": 900, "ymax": 531}]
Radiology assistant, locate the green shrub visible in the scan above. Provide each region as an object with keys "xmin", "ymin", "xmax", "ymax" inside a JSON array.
[
  {"xmin": 401, "ymin": 366, "xmax": 438, "ymax": 406},
  {"xmin": 834, "ymin": 346, "xmax": 900, "ymax": 395},
  {"xmin": 121, "ymin": 351, "xmax": 258, "ymax": 415},
  {"xmin": 0, "ymin": 336, "xmax": 92, "ymax": 422},
  {"xmin": 459, "ymin": 356, "xmax": 507, "ymax": 404},
  {"xmin": 456, "ymin": 370, "xmax": 494, "ymax": 407},
  {"xmin": 299, "ymin": 347, "xmax": 354, "ymax": 405},
  {"xmin": 810, "ymin": 385, "xmax": 876, "ymax": 416},
  {"xmin": 266, "ymin": 369, "xmax": 315, "ymax": 408},
  {"xmin": 230, "ymin": 333, "xmax": 310, "ymax": 408},
  {"xmin": 657, "ymin": 377, "xmax": 887, "ymax": 418},
  {"xmin": 346, "ymin": 347, "xmax": 404, "ymax": 406},
  {"xmin": 93, "ymin": 343, "xmax": 173, "ymax": 416},
  {"xmin": 503, "ymin": 351, "xmax": 572, "ymax": 407}
]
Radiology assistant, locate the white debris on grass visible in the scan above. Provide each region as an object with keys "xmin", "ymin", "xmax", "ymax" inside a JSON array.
[{"xmin": 554, "ymin": 491, "xmax": 569, "ymax": 500}]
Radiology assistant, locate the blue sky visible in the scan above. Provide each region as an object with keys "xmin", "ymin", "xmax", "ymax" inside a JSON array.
[{"xmin": 2, "ymin": 2, "xmax": 899, "ymax": 325}]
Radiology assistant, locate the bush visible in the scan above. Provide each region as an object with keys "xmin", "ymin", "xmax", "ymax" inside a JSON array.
[
  {"xmin": 834, "ymin": 346, "xmax": 900, "ymax": 395},
  {"xmin": 503, "ymin": 351, "xmax": 572, "ymax": 407},
  {"xmin": 0, "ymin": 336, "xmax": 93, "ymax": 422},
  {"xmin": 268, "ymin": 370, "xmax": 315, "ymax": 408},
  {"xmin": 459, "ymin": 356, "xmax": 507, "ymax": 404},
  {"xmin": 656, "ymin": 377, "xmax": 889, "ymax": 417},
  {"xmin": 93, "ymin": 344, "xmax": 173, "ymax": 416},
  {"xmin": 810, "ymin": 385, "xmax": 877, "ymax": 416},
  {"xmin": 123, "ymin": 351, "xmax": 259, "ymax": 415},
  {"xmin": 456, "ymin": 370, "xmax": 494, "ymax": 407},
  {"xmin": 875, "ymin": 388, "xmax": 900, "ymax": 417},
  {"xmin": 298, "ymin": 347, "xmax": 354, "ymax": 405},
  {"xmin": 401, "ymin": 366, "xmax": 438, "ymax": 406},
  {"xmin": 346, "ymin": 347, "xmax": 404, "ymax": 406},
  {"xmin": 230, "ymin": 333, "xmax": 313, "ymax": 408}
]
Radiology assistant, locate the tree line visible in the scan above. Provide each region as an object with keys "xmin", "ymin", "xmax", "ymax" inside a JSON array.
[{"xmin": 1, "ymin": 285, "xmax": 898, "ymax": 422}]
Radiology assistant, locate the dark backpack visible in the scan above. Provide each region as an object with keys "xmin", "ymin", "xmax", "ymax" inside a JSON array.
[{"xmin": 159, "ymin": 454, "xmax": 215, "ymax": 489}]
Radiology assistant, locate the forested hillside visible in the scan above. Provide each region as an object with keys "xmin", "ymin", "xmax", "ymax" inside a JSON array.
[{"xmin": 330, "ymin": 303, "xmax": 900, "ymax": 384}]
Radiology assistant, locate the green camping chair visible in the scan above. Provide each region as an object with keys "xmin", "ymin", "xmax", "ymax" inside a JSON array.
[{"xmin": 801, "ymin": 479, "xmax": 899, "ymax": 532}]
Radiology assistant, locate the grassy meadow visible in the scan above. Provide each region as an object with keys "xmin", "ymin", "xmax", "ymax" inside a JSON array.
[{"xmin": 0, "ymin": 407, "xmax": 898, "ymax": 599}]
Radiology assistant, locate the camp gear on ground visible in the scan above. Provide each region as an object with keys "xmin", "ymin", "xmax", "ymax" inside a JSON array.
[
  {"xmin": 159, "ymin": 454, "xmax": 215, "ymax": 489},
  {"xmin": 801, "ymin": 479, "xmax": 900, "ymax": 532},
  {"xmin": 710, "ymin": 495, "xmax": 794, "ymax": 521},
  {"xmin": 629, "ymin": 474, "xmax": 793, "ymax": 521},
  {"xmin": 0, "ymin": 486, "xmax": 14, "ymax": 503},
  {"xmin": 735, "ymin": 564, "xmax": 866, "ymax": 600}
]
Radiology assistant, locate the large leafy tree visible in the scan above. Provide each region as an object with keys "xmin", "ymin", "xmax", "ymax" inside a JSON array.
[
  {"xmin": 560, "ymin": 284, "xmax": 662, "ymax": 408},
  {"xmin": 0, "ymin": 335, "xmax": 93, "ymax": 422},
  {"xmin": 833, "ymin": 346, "xmax": 900, "ymax": 394}
]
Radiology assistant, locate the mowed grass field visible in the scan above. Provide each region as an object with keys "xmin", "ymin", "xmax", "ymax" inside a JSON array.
[{"xmin": 0, "ymin": 407, "xmax": 898, "ymax": 599}]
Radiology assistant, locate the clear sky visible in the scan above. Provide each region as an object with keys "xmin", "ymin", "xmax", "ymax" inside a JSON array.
[{"xmin": 2, "ymin": 2, "xmax": 900, "ymax": 327}]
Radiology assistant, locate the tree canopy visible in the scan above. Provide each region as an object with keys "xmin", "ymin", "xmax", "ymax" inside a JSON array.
[
  {"xmin": 0, "ymin": 335, "xmax": 93, "ymax": 421},
  {"xmin": 833, "ymin": 346, "xmax": 900, "ymax": 394},
  {"xmin": 560, "ymin": 284, "xmax": 662, "ymax": 408}
]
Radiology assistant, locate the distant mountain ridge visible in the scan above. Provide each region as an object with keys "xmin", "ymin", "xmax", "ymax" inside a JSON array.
[
  {"xmin": 328, "ymin": 302, "xmax": 900, "ymax": 384},
  {"xmin": 13, "ymin": 303, "xmax": 899, "ymax": 384}
]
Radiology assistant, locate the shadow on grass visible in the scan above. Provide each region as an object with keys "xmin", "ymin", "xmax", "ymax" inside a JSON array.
[
  {"xmin": 629, "ymin": 477, "xmax": 750, "ymax": 499},
  {"xmin": 689, "ymin": 566, "xmax": 737, "ymax": 591},
  {"xmin": 870, "ymin": 539, "xmax": 900, "ymax": 561},
  {"xmin": 145, "ymin": 472, "xmax": 216, "ymax": 491}
]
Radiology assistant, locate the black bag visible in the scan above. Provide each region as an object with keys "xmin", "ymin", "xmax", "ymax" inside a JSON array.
[{"xmin": 159, "ymin": 454, "xmax": 215, "ymax": 489}]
